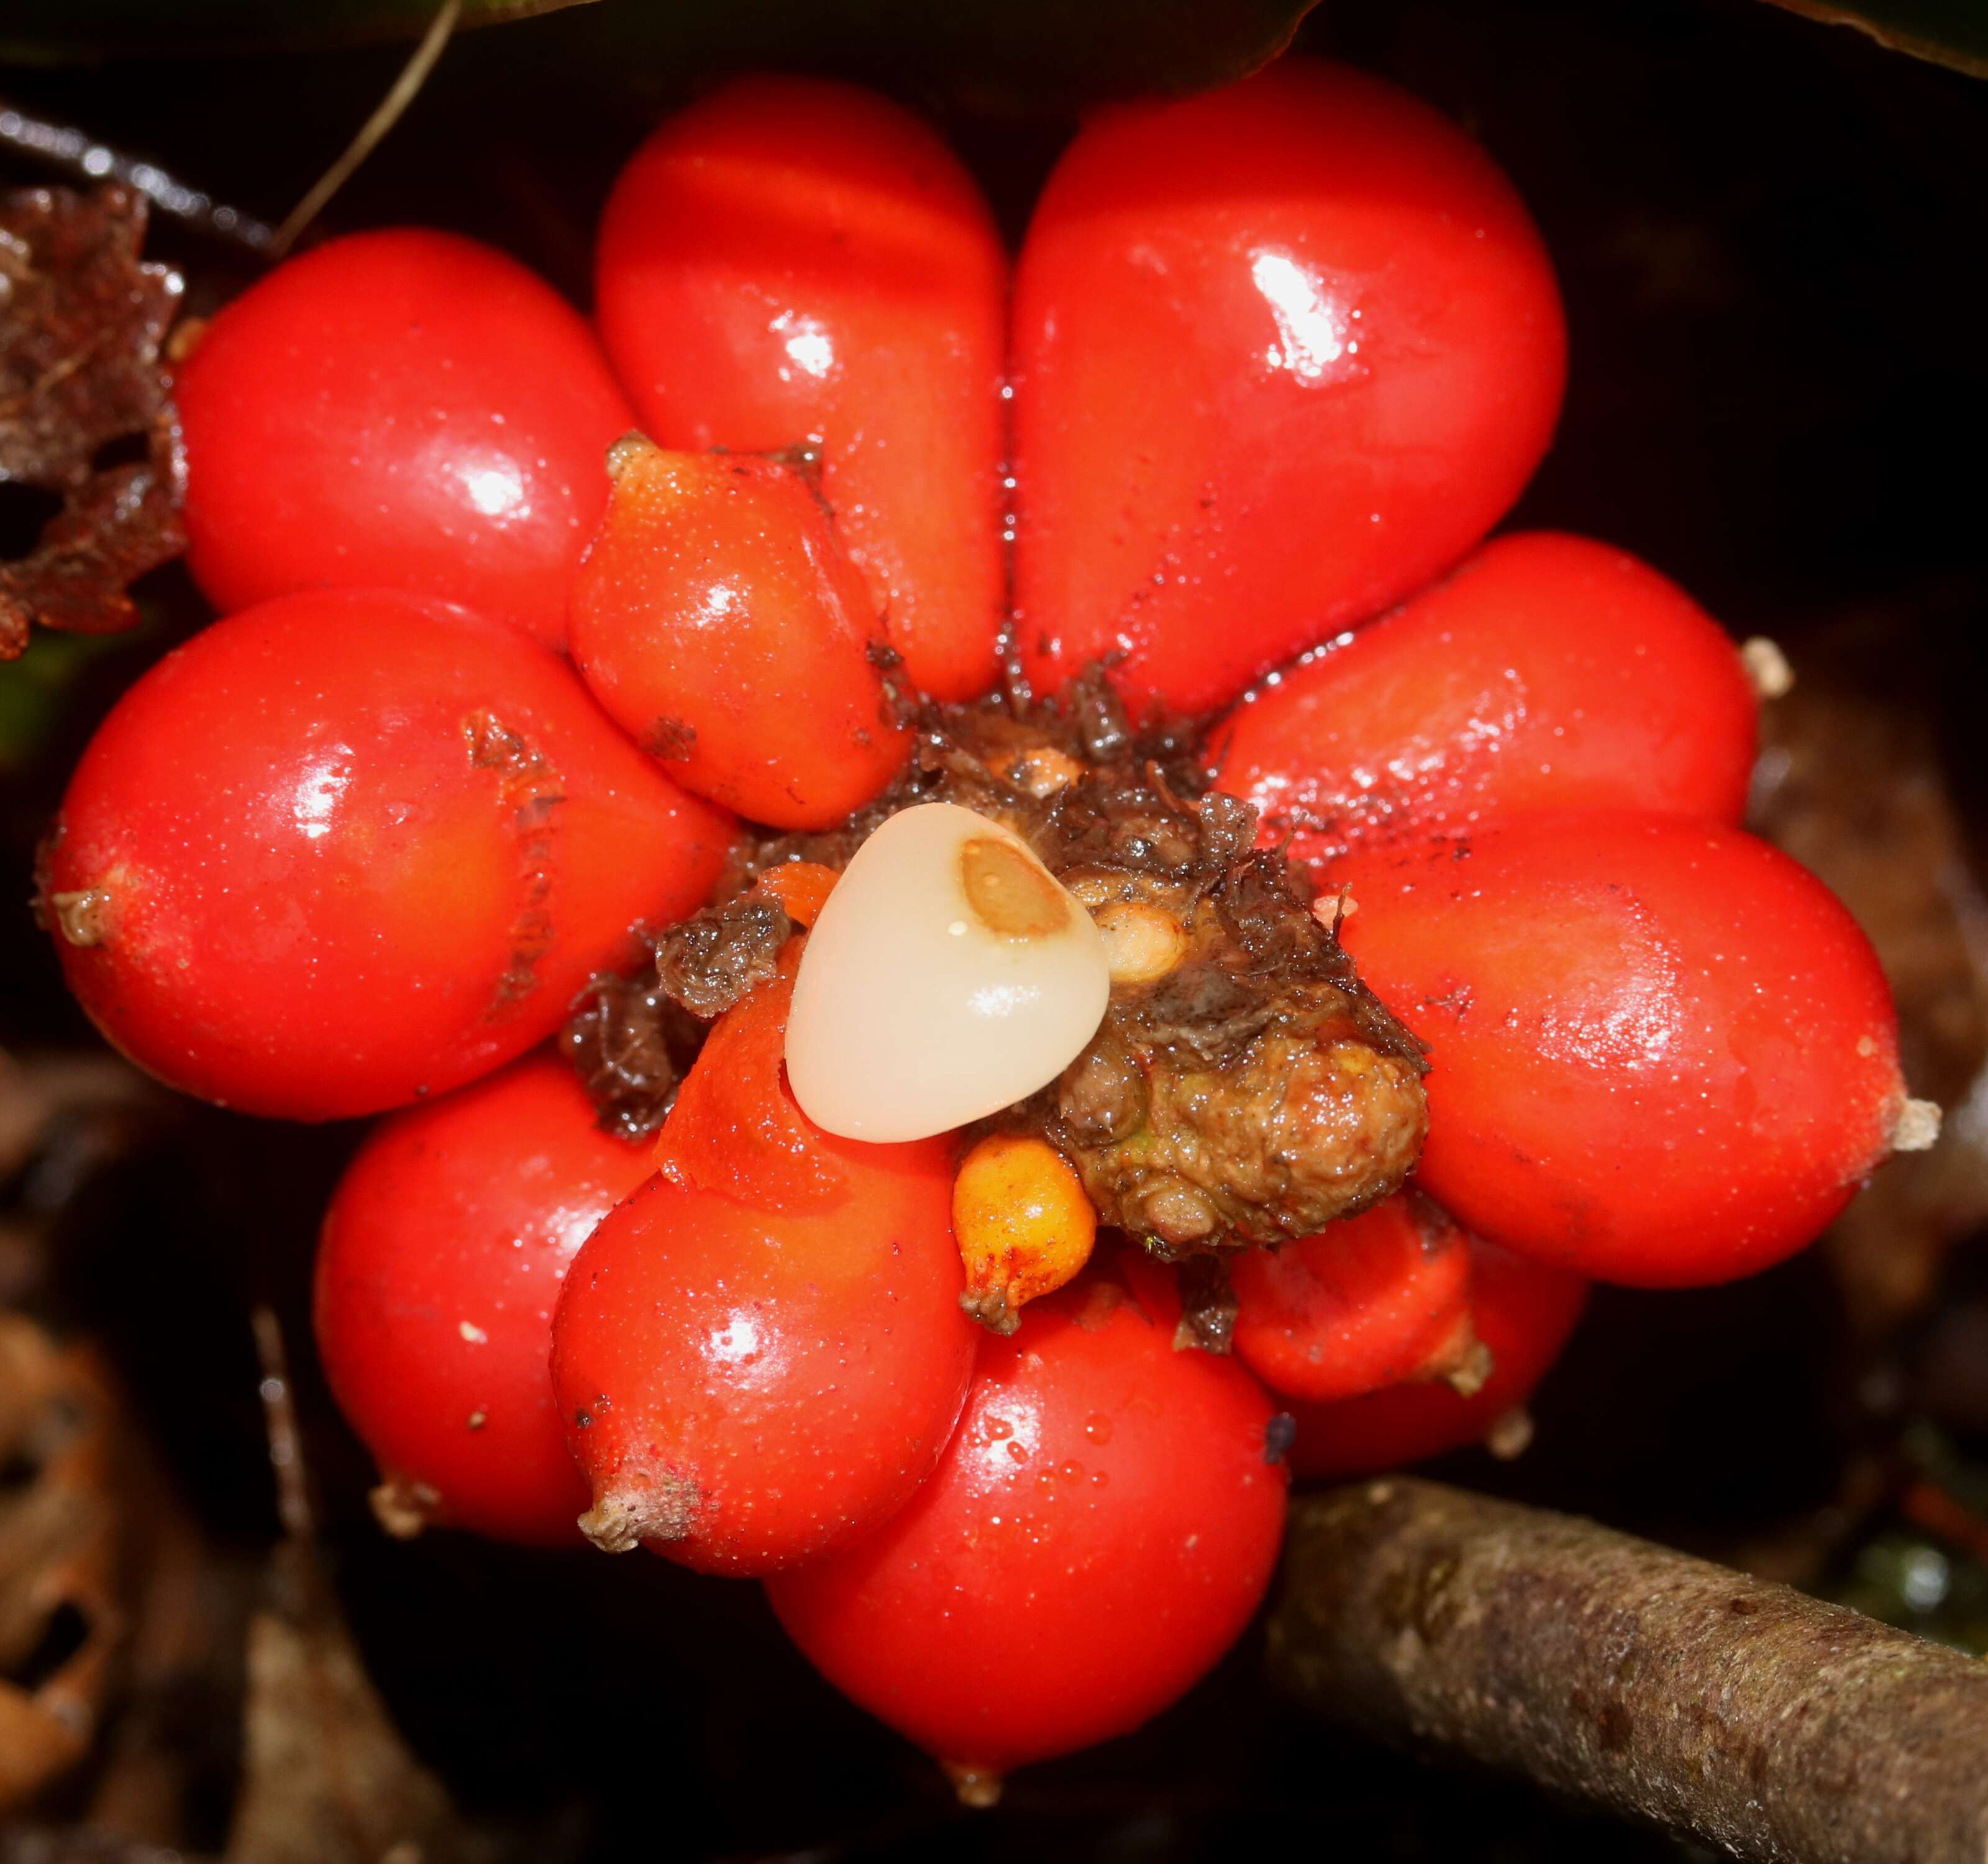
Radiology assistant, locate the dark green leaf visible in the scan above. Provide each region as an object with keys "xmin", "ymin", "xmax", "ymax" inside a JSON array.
[
  {"xmin": 0, "ymin": 0, "xmax": 597, "ymax": 62},
  {"xmin": 1758, "ymin": 0, "xmax": 1988, "ymax": 78},
  {"xmin": 1, "ymin": 0, "xmax": 1316, "ymax": 106}
]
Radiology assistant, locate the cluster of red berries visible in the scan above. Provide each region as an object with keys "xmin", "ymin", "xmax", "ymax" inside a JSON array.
[{"xmin": 37, "ymin": 59, "xmax": 1922, "ymax": 1794}]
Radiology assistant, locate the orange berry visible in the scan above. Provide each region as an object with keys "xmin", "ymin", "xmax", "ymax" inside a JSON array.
[
  {"xmin": 568, "ymin": 439, "xmax": 910, "ymax": 830},
  {"xmin": 952, "ymin": 1134, "xmax": 1097, "ymax": 1334},
  {"xmin": 757, "ymin": 861, "xmax": 841, "ymax": 928}
]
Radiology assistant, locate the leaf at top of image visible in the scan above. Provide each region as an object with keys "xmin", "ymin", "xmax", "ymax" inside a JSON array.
[
  {"xmin": 2, "ymin": 0, "xmax": 1317, "ymax": 107},
  {"xmin": 1759, "ymin": 0, "xmax": 1988, "ymax": 80},
  {"xmin": 0, "ymin": 0, "xmax": 595, "ymax": 63}
]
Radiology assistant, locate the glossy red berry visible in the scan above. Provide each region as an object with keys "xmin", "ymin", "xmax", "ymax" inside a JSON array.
[
  {"xmin": 1229, "ymin": 1191, "xmax": 1474, "ymax": 1405},
  {"xmin": 1336, "ymin": 812, "xmax": 1913, "ymax": 1286},
  {"xmin": 1287, "ymin": 1240, "xmax": 1588, "ymax": 1480},
  {"xmin": 177, "ymin": 230, "xmax": 636, "ymax": 651},
  {"xmin": 550, "ymin": 971, "xmax": 973, "ymax": 1574},
  {"xmin": 596, "ymin": 75, "xmax": 1006, "ymax": 702},
  {"xmin": 1215, "ymin": 532, "xmax": 1758, "ymax": 867},
  {"xmin": 314, "ymin": 1053, "xmax": 653, "ymax": 1546},
  {"xmin": 1013, "ymin": 57, "xmax": 1566, "ymax": 718},
  {"xmin": 767, "ymin": 1264, "xmax": 1287, "ymax": 1793},
  {"xmin": 43, "ymin": 589, "xmax": 729, "ymax": 1120},
  {"xmin": 649, "ymin": 948, "xmax": 844, "ymax": 1213},
  {"xmin": 568, "ymin": 441, "xmax": 910, "ymax": 828}
]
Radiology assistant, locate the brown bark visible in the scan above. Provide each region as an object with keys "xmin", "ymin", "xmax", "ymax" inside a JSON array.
[{"xmin": 1267, "ymin": 1479, "xmax": 1988, "ymax": 1864}]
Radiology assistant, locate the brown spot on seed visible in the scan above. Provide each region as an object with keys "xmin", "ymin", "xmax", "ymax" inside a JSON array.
[{"xmin": 960, "ymin": 836, "xmax": 1069, "ymax": 939}]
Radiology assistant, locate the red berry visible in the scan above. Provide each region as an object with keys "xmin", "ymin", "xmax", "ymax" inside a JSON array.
[
  {"xmin": 649, "ymin": 950, "xmax": 846, "ymax": 1213},
  {"xmin": 1215, "ymin": 532, "xmax": 1757, "ymax": 866},
  {"xmin": 767, "ymin": 1263, "xmax": 1287, "ymax": 1792},
  {"xmin": 1229, "ymin": 1191, "xmax": 1474, "ymax": 1405},
  {"xmin": 568, "ymin": 442, "xmax": 910, "ymax": 828},
  {"xmin": 550, "ymin": 974, "xmax": 973, "ymax": 1574},
  {"xmin": 1012, "ymin": 58, "xmax": 1565, "ymax": 718},
  {"xmin": 1336, "ymin": 813, "xmax": 1913, "ymax": 1286},
  {"xmin": 178, "ymin": 231, "xmax": 635, "ymax": 651},
  {"xmin": 1286, "ymin": 1240, "xmax": 1588, "ymax": 1480},
  {"xmin": 596, "ymin": 75, "xmax": 1006, "ymax": 702},
  {"xmin": 43, "ymin": 589, "xmax": 729, "ymax": 1120},
  {"xmin": 314, "ymin": 1053, "xmax": 652, "ymax": 1545}
]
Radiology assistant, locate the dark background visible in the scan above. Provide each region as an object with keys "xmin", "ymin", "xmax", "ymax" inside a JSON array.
[{"xmin": 2, "ymin": 1, "xmax": 1986, "ymax": 1857}]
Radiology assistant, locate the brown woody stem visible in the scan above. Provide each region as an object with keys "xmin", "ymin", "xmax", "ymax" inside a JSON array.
[{"xmin": 1267, "ymin": 1478, "xmax": 1988, "ymax": 1864}]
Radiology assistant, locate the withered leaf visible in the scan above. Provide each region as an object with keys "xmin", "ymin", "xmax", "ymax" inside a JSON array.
[
  {"xmin": 1, "ymin": 184, "xmax": 185, "ymax": 660},
  {"xmin": 0, "ymin": 1313, "xmax": 125, "ymax": 1816}
]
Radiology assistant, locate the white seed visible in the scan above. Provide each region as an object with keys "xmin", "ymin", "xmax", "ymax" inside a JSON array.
[{"xmin": 786, "ymin": 803, "xmax": 1111, "ymax": 1142}]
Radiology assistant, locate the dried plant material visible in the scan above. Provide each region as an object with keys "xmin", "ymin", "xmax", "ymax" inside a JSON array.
[
  {"xmin": 1172, "ymin": 1254, "xmax": 1238, "ymax": 1354},
  {"xmin": 83, "ymin": 1496, "xmax": 254, "ymax": 1850},
  {"xmin": 227, "ymin": 1312, "xmax": 500, "ymax": 1864},
  {"xmin": 574, "ymin": 674, "xmax": 1428, "ymax": 1251},
  {"xmin": 0, "ymin": 1051, "xmax": 166, "ymax": 1311},
  {"xmin": 0, "ymin": 185, "xmax": 185, "ymax": 660},
  {"xmin": 0, "ymin": 1313, "xmax": 126, "ymax": 1814},
  {"xmin": 0, "ymin": 1051, "xmax": 157, "ymax": 1184},
  {"xmin": 0, "ymin": 1834, "xmax": 197, "ymax": 1863},
  {"xmin": 226, "ymin": 1592, "xmax": 480, "ymax": 1864},
  {"xmin": 561, "ymin": 971, "xmax": 706, "ymax": 1141},
  {"xmin": 1751, "ymin": 611, "xmax": 1988, "ymax": 1333},
  {"xmin": 653, "ymin": 895, "xmax": 790, "ymax": 1020}
]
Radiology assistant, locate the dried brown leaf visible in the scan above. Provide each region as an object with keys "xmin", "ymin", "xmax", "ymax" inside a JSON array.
[
  {"xmin": 225, "ymin": 1316, "xmax": 501, "ymax": 1864},
  {"xmin": 0, "ymin": 1315, "xmax": 125, "ymax": 1815},
  {"xmin": 0, "ymin": 184, "xmax": 185, "ymax": 660},
  {"xmin": 1751, "ymin": 609, "xmax": 1988, "ymax": 1333}
]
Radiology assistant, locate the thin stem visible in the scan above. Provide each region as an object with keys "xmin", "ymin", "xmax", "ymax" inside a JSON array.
[
  {"xmin": 249, "ymin": 1303, "xmax": 313, "ymax": 1543},
  {"xmin": 265, "ymin": 0, "xmax": 462, "ymax": 260},
  {"xmin": 0, "ymin": 99, "xmax": 275, "ymax": 251}
]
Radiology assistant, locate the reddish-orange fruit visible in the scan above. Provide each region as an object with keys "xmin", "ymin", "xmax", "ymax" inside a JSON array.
[
  {"xmin": 650, "ymin": 954, "xmax": 844, "ymax": 1214},
  {"xmin": 1215, "ymin": 532, "xmax": 1758, "ymax": 867},
  {"xmin": 178, "ymin": 230, "xmax": 635, "ymax": 651},
  {"xmin": 1337, "ymin": 812, "xmax": 1917, "ymax": 1286},
  {"xmin": 767, "ymin": 1265, "xmax": 1287, "ymax": 1794},
  {"xmin": 755, "ymin": 861, "xmax": 840, "ymax": 927},
  {"xmin": 1230, "ymin": 1192, "xmax": 1475, "ymax": 1404},
  {"xmin": 43, "ymin": 590, "xmax": 729, "ymax": 1120},
  {"xmin": 568, "ymin": 442, "xmax": 909, "ymax": 829},
  {"xmin": 1012, "ymin": 58, "xmax": 1565, "ymax": 717},
  {"xmin": 1287, "ymin": 1241, "xmax": 1589, "ymax": 1479},
  {"xmin": 314, "ymin": 1054, "xmax": 654, "ymax": 1546},
  {"xmin": 551, "ymin": 971, "xmax": 973, "ymax": 1574},
  {"xmin": 596, "ymin": 75, "xmax": 1006, "ymax": 701}
]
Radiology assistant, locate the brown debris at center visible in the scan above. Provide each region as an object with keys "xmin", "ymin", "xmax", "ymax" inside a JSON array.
[{"xmin": 565, "ymin": 672, "xmax": 1429, "ymax": 1253}]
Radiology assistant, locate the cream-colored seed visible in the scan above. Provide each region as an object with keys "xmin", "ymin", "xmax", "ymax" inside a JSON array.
[
  {"xmin": 787, "ymin": 804, "xmax": 1111, "ymax": 1142},
  {"xmin": 1094, "ymin": 900, "xmax": 1188, "ymax": 985}
]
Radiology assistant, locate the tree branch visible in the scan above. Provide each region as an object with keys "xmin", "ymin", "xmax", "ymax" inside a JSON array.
[{"xmin": 1267, "ymin": 1479, "xmax": 1988, "ymax": 1864}]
